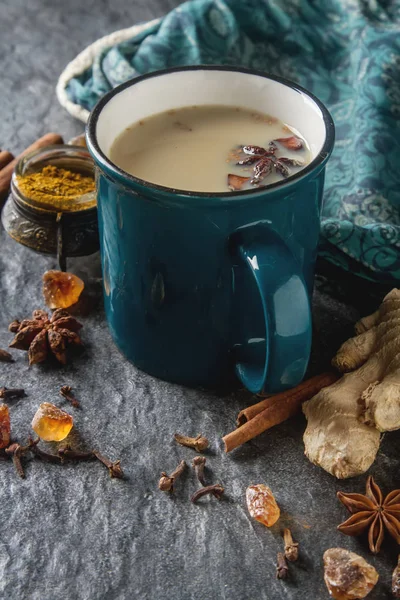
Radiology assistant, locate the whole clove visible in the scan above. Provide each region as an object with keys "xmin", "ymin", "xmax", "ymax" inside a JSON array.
[
  {"xmin": 192, "ymin": 456, "xmax": 206, "ymax": 486},
  {"xmin": 92, "ymin": 450, "xmax": 124, "ymax": 479},
  {"xmin": 174, "ymin": 433, "xmax": 209, "ymax": 452},
  {"xmin": 7, "ymin": 436, "xmax": 125, "ymax": 480},
  {"xmin": 276, "ymin": 552, "xmax": 289, "ymax": 580},
  {"xmin": 0, "ymin": 387, "xmax": 25, "ymax": 400},
  {"xmin": 159, "ymin": 460, "xmax": 187, "ymax": 492},
  {"xmin": 283, "ymin": 528, "xmax": 299, "ymax": 562},
  {"xmin": 5, "ymin": 443, "xmax": 25, "ymax": 477},
  {"xmin": 0, "ymin": 349, "xmax": 13, "ymax": 362},
  {"xmin": 58, "ymin": 445, "xmax": 93, "ymax": 462},
  {"xmin": 60, "ymin": 385, "xmax": 80, "ymax": 408},
  {"xmin": 5, "ymin": 438, "xmax": 37, "ymax": 478},
  {"xmin": 191, "ymin": 483, "xmax": 224, "ymax": 503}
]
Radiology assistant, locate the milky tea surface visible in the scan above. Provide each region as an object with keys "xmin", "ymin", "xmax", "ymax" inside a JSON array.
[{"xmin": 110, "ymin": 105, "xmax": 311, "ymax": 193}]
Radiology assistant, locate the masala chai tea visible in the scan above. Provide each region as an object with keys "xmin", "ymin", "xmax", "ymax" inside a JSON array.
[{"xmin": 109, "ymin": 105, "xmax": 311, "ymax": 193}]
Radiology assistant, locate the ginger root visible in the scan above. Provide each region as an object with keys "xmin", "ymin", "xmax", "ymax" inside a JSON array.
[{"xmin": 303, "ymin": 289, "xmax": 400, "ymax": 479}]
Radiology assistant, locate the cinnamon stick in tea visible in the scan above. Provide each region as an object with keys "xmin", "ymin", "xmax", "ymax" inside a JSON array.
[
  {"xmin": 0, "ymin": 151, "xmax": 14, "ymax": 171},
  {"xmin": 223, "ymin": 372, "xmax": 339, "ymax": 453},
  {"xmin": 236, "ymin": 371, "xmax": 339, "ymax": 426},
  {"xmin": 0, "ymin": 133, "xmax": 64, "ymax": 203}
]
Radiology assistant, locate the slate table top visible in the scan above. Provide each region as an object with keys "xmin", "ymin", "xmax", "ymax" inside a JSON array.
[{"xmin": 1, "ymin": 1, "xmax": 399, "ymax": 599}]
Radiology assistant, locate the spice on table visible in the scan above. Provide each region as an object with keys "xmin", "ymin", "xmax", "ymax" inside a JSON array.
[
  {"xmin": 6, "ymin": 436, "xmax": 126, "ymax": 480},
  {"xmin": 16, "ymin": 164, "xmax": 95, "ymax": 211},
  {"xmin": 43, "ymin": 271, "xmax": 85, "ymax": 309},
  {"xmin": 31, "ymin": 402, "xmax": 74, "ymax": 442},
  {"xmin": 5, "ymin": 441, "xmax": 31, "ymax": 478},
  {"xmin": 0, "ymin": 150, "xmax": 14, "ymax": 171},
  {"xmin": 57, "ymin": 445, "xmax": 93, "ymax": 463},
  {"xmin": 0, "ymin": 133, "xmax": 64, "ymax": 204},
  {"xmin": 174, "ymin": 433, "xmax": 209, "ymax": 452},
  {"xmin": 92, "ymin": 450, "xmax": 124, "ymax": 479},
  {"xmin": 159, "ymin": 460, "xmax": 187, "ymax": 492},
  {"xmin": 0, "ymin": 349, "xmax": 13, "ymax": 363},
  {"xmin": 4, "ymin": 437, "xmax": 38, "ymax": 478},
  {"xmin": 192, "ymin": 456, "xmax": 206, "ymax": 486},
  {"xmin": 276, "ymin": 552, "xmax": 289, "ymax": 580},
  {"xmin": 392, "ymin": 556, "xmax": 400, "ymax": 597},
  {"xmin": 60, "ymin": 385, "xmax": 80, "ymax": 408},
  {"xmin": 0, "ymin": 387, "xmax": 25, "ymax": 400},
  {"xmin": 9, "ymin": 308, "xmax": 83, "ymax": 365},
  {"xmin": 246, "ymin": 484, "xmax": 280, "ymax": 527},
  {"xmin": 337, "ymin": 475, "xmax": 400, "ymax": 554},
  {"xmin": 223, "ymin": 372, "xmax": 339, "ymax": 453},
  {"xmin": 323, "ymin": 548, "xmax": 379, "ymax": 599},
  {"xmin": 303, "ymin": 289, "xmax": 400, "ymax": 479},
  {"xmin": 283, "ymin": 528, "xmax": 299, "ymax": 562},
  {"xmin": 191, "ymin": 484, "xmax": 224, "ymax": 503},
  {"xmin": 0, "ymin": 404, "xmax": 11, "ymax": 449},
  {"xmin": 237, "ymin": 372, "xmax": 339, "ymax": 426}
]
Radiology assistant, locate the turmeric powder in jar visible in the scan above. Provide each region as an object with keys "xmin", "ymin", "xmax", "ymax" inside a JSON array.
[
  {"xmin": 3, "ymin": 144, "xmax": 99, "ymax": 265},
  {"xmin": 16, "ymin": 164, "xmax": 96, "ymax": 212}
]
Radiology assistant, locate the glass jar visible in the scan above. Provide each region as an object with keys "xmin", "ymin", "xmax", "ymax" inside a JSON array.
[{"xmin": 1, "ymin": 144, "xmax": 99, "ymax": 270}]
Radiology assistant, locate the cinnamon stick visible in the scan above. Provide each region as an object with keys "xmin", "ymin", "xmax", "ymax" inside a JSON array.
[
  {"xmin": 223, "ymin": 372, "xmax": 339, "ymax": 453},
  {"xmin": 0, "ymin": 151, "xmax": 14, "ymax": 171},
  {"xmin": 0, "ymin": 133, "xmax": 64, "ymax": 203},
  {"xmin": 236, "ymin": 371, "xmax": 339, "ymax": 426}
]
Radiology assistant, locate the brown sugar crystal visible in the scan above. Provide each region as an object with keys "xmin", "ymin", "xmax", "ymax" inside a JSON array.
[
  {"xmin": 43, "ymin": 270, "xmax": 84, "ymax": 309},
  {"xmin": 246, "ymin": 484, "xmax": 280, "ymax": 527},
  {"xmin": 31, "ymin": 402, "xmax": 73, "ymax": 441},
  {"xmin": 0, "ymin": 404, "xmax": 11, "ymax": 449}
]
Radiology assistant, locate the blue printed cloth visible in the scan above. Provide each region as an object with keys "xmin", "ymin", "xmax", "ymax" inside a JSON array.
[{"xmin": 64, "ymin": 0, "xmax": 400, "ymax": 282}]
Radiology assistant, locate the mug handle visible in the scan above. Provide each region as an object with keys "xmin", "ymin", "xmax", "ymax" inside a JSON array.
[{"xmin": 232, "ymin": 225, "xmax": 312, "ymax": 394}]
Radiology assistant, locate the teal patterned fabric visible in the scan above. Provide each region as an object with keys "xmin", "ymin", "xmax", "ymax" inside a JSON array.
[{"xmin": 66, "ymin": 0, "xmax": 400, "ymax": 282}]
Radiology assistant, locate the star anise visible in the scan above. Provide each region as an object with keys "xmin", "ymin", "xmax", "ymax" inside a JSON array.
[
  {"xmin": 9, "ymin": 309, "xmax": 83, "ymax": 365},
  {"xmin": 337, "ymin": 475, "xmax": 400, "ymax": 554},
  {"xmin": 227, "ymin": 137, "xmax": 304, "ymax": 190}
]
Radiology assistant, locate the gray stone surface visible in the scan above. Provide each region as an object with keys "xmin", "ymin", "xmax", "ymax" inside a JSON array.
[{"xmin": 0, "ymin": 1, "xmax": 398, "ymax": 599}]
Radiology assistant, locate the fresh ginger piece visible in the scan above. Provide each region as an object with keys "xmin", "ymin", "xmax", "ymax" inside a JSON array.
[{"xmin": 303, "ymin": 288, "xmax": 400, "ymax": 479}]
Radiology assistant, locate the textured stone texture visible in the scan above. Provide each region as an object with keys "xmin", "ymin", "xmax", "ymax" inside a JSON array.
[{"xmin": 0, "ymin": 1, "xmax": 399, "ymax": 599}]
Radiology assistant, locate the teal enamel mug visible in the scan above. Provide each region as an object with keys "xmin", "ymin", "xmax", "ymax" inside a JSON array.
[{"xmin": 86, "ymin": 67, "xmax": 335, "ymax": 393}]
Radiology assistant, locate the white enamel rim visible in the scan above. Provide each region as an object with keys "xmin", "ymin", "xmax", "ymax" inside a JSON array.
[{"xmin": 86, "ymin": 66, "xmax": 335, "ymax": 199}]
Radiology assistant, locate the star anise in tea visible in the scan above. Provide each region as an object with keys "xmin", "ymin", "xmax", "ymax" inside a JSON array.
[
  {"xmin": 227, "ymin": 138, "xmax": 304, "ymax": 190},
  {"xmin": 9, "ymin": 309, "xmax": 83, "ymax": 365},
  {"xmin": 337, "ymin": 475, "xmax": 400, "ymax": 554}
]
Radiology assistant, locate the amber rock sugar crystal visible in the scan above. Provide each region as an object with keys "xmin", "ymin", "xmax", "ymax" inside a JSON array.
[
  {"xmin": 32, "ymin": 402, "xmax": 73, "ymax": 441},
  {"xmin": 246, "ymin": 484, "xmax": 280, "ymax": 527},
  {"xmin": 393, "ymin": 555, "xmax": 400, "ymax": 598},
  {"xmin": 0, "ymin": 404, "xmax": 11, "ymax": 449},
  {"xmin": 323, "ymin": 548, "xmax": 379, "ymax": 599},
  {"xmin": 43, "ymin": 270, "xmax": 84, "ymax": 309}
]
